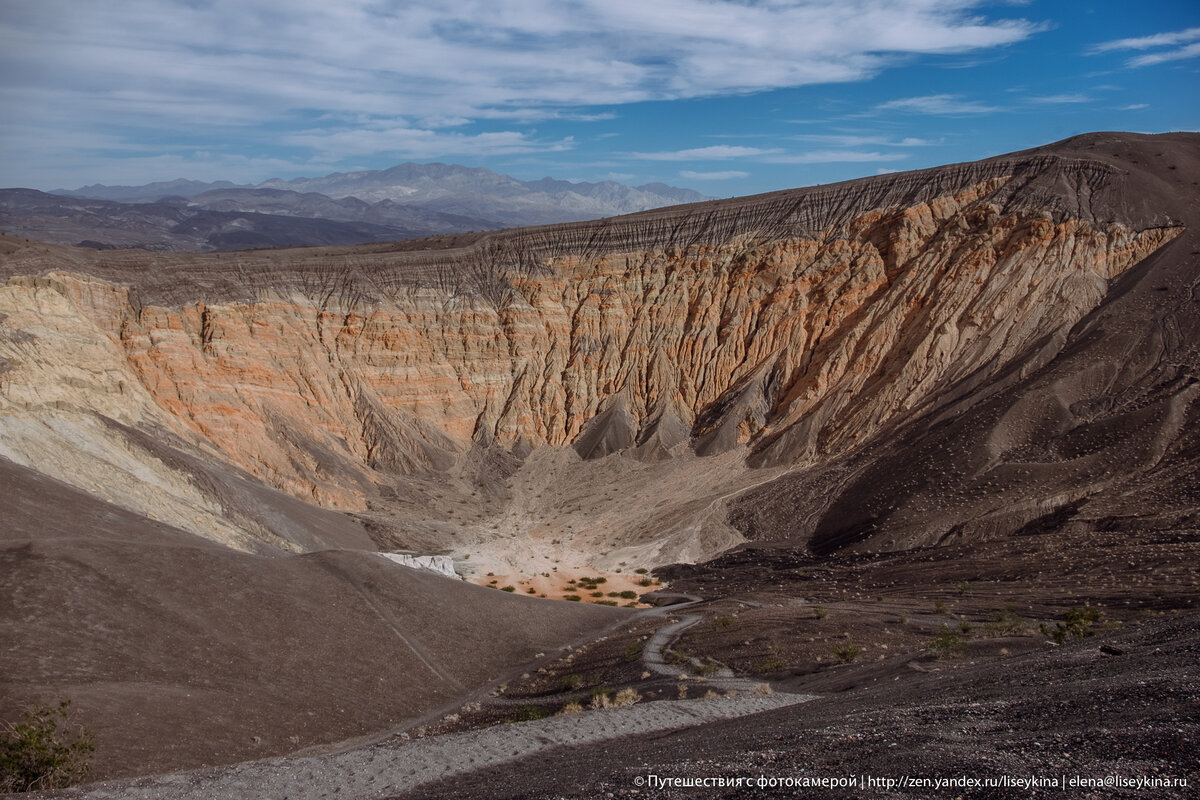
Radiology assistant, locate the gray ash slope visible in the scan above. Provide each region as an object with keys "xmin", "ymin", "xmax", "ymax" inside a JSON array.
[{"xmin": 0, "ymin": 454, "xmax": 627, "ymax": 782}]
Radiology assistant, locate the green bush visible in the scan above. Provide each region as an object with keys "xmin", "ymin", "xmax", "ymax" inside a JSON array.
[
  {"xmin": 833, "ymin": 643, "xmax": 863, "ymax": 663},
  {"xmin": 1042, "ymin": 605, "xmax": 1104, "ymax": 644},
  {"xmin": 929, "ymin": 624, "xmax": 966, "ymax": 658},
  {"xmin": 0, "ymin": 701, "xmax": 94, "ymax": 792},
  {"xmin": 983, "ymin": 607, "xmax": 1025, "ymax": 637},
  {"xmin": 756, "ymin": 655, "xmax": 786, "ymax": 672},
  {"xmin": 511, "ymin": 705, "xmax": 549, "ymax": 722}
]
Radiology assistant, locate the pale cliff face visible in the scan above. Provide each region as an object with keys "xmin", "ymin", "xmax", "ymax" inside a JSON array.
[{"xmin": 0, "ymin": 140, "xmax": 1188, "ymax": 570}]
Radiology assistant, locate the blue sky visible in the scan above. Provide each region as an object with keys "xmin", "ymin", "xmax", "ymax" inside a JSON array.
[{"xmin": 1, "ymin": 1, "xmax": 1197, "ymax": 197}]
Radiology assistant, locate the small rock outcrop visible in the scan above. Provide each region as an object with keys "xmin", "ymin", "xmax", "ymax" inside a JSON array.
[{"xmin": 378, "ymin": 552, "xmax": 460, "ymax": 579}]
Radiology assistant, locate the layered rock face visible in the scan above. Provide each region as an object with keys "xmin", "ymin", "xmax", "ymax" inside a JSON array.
[{"xmin": 0, "ymin": 133, "xmax": 1192, "ymax": 563}]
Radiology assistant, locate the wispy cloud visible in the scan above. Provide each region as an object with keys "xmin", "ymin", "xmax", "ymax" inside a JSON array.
[
  {"xmin": 629, "ymin": 146, "xmax": 781, "ymax": 161},
  {"xmin": 1091, "ymin": 27, "xmax": 1200, "ymax": 53},
  {"xmin": 764, "ymin": 150, "xmax": 910, "ymax": 164},
  {"xmin": 0, "ymin": 0, "xmax": 1043, "ymax": 183},
  {"xmin": 680, "ymin": 170, "xmax": 749, "ymax": 180},
  {"xmin": 875, "ymin": 94, "xmax": 1002, "ymax": 115},
  {"xmin": 1128, "ymin": 42, "xmax": 1200, "ymax": 67},
  {"xmin": 283, "ymin": 125, "xmax": 576, "ymax": 159},
  {"xmin": 1090, "ymin": 26, "xmax": 1200, "ymax": 68},
  {"xmin": 787, "ymin": 133, "xmax": 941, "ymax": 147},
  {"xmin": 1028, "ymin": 93, "xmax": 1092, "ymax": 104}
]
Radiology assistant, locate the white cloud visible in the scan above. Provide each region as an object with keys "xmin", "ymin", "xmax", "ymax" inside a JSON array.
[
  {"xmin": 876, "ymin": 94, "xmax": 1002, "ymax": 114},
  {"xmin": 1028, "ymin": 93, "xmax": 1092, "ymax": 104},
  {"xmin": 788, "ymin": 133, "xmax": 940, "ymax": 147},
  {"xmin": 1128, "ymin": 41, "xmax": 1200, "ymax": 67},
  {"xmin": 1091, "ymin": 27, "xmax": 1200, "ymax": 53},
  {"xmin": 629, "ymin": 146, "xmax": 781, "ymax": 161},
  {"xmin": 1090, "ymin": 26, "xmax": 1200, "ymax": 68},
  {"xmin": 764, "ymin": 150, "xmax": 911, "ymax": 164},
  {"xmin": 2, "ymin": 3, "xmax": 1037, "ymax": 138},
  {"xmin": 680, "ymin": 170, "xmax": 749, "ymax": 180},
  {"xmin": 283, "ymin": 125, "xmax": 576, "ymax": 159}
]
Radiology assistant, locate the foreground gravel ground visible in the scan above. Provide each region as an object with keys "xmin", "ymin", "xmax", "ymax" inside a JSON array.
[
  {"xmin": 45, "ymin": 693, "xmax": 811, "ymax": 800},
  {"xmin": 393, "ymin": 611, "xmax": 1198, "ymax": 800}
]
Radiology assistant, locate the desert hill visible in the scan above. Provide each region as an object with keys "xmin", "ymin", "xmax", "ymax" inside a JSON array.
[
  {"xmin": 0, "ymin": 165, "xmax": 709, "ymax": 252},
  {"xmin": 2, "ymin": 131, "xmax": 1198, "ymax": 791}
]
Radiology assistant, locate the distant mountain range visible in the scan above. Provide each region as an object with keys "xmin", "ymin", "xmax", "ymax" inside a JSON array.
[{"xmin": 0, "ymin": 164, "xmax": 709, "ymax": 252}]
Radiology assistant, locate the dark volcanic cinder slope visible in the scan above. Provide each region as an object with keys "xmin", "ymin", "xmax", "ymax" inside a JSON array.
[
  {"xmin": 392, "ymin": 610, "xmax": 1200, "ymax": 800},
  {"xmin": 724, "ymin": 132, "xmax": 1200, "ymax": 555}
]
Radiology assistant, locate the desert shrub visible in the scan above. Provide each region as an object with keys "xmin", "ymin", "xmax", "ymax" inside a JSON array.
[
  {"xmin": 618, "ymin": 590, "xmax": 638, "ymax": 600},
  {"xmin": 1041, "ymin": 605, "xmax": 1104, "ymax": 644},
  {"xmin": 694, "ymin": 660, "xmax": 722, "ymax": 677},
  {"xmin": 624, "ymin": 641, "xmax": 643, "ymax": 662},
  {"xmin": 511, "ymin": 705, "xmax": 549, "ymax": 722},
  {"xmin": 756, "ymin": 655, "xmax": 786, "ymax": 672},
  {"xmin": 712, "ymin": 614, "xmax": 734, "ymax": 630},
  {"xmin": 983, "ymin": 607, "xmax": 1025, "ymax": 636},
  {"xmin": 500, "ymin": 586, "xmax": 516, "ymax": 592},
  {"xmin": 812, "ymin": 605, "xmax": 827, "ymax": 619},
  {"xmin": 929, "ymin": 624, "xmax": 966, "ymax": 658},
  {"xmin": 665, "ymin": 647, "xmax": 691, "ymax": 666},
  {"xmin": 564, "ymin": 594, "xmax": 582, "ymax": 602},
  {"xmin": 526, "ymin": 587, "xmax": 537, "ymax": 594},
  {"xmin": 0, "ymin": 701, "xmax": 94, "ymax": 793},
  {"xmin": 752, "ymin": 683, "xmax": 772, "ymax": 695},
  {"xmin": 933, "ymin": 598, "xmax": 948, "ymax": 614},
  {"xmin": 559, "ymin": 674, "xmax": 583, "ymax": 691},
  {"xmin": 612, "ymin": 688, "xmax": 641, "ymax": 707},
  {"xmin": 833, "ymin": 643, "xmax": 863, "ymax": 664},
  {"xmin": 635, "ymin": 568, "xmax": 648, "ymax": 575},
  {"xmin": 557, "ymin": 702, "xmax": 584, "ymax": 715}
]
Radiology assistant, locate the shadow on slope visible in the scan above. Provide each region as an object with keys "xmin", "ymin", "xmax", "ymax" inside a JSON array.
[{"xmin": 0, "ymin": 456, "xmax": 625, "ymax": 781}]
